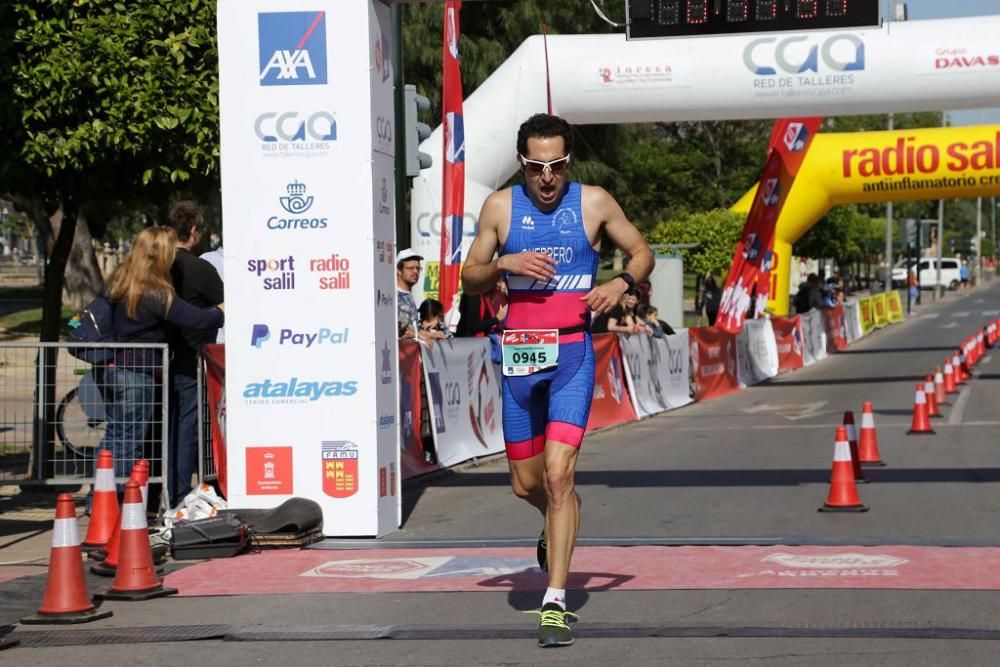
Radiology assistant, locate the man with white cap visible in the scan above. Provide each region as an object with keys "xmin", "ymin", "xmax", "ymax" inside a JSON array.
[{"xmin": 396, "ymin": 248, "xmax": 442, "ymax": 347}]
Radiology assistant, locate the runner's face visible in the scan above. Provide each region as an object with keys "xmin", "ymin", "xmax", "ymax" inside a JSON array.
[{"xmin": 520, "ymin": 136, "xmax": 569, "ymax": 211}]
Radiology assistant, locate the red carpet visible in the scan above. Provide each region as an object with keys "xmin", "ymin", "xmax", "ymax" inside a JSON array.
[{"xmin": 164, "ymin": 545, "xmax": 1000, "ymax": 596}]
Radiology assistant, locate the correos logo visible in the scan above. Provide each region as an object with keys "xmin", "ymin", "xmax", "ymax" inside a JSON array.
[
  {"xmin": 243, "ymin": 377, "xmax": 358, "ymax": 403},
  {"xmin": 251, "ymin": 323, "xmax": 349, "ymax": 348},
  {"xmin": 743, "ymin": 33, "xmax": 865, "ymax": 76},
  {"xmin": 270, "ymin": 181, "xmax": 328, "ymax": 231}
]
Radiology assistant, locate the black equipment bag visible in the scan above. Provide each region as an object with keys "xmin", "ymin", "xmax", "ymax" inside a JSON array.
[{"xmin": 170, "ymin": 515, "xmax": 250, "ymax": 560}]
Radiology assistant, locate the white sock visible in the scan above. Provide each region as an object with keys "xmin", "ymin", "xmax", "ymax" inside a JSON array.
[{"xmin": 542, "ymin": 587, "xmax": 566, "ymax": 610}]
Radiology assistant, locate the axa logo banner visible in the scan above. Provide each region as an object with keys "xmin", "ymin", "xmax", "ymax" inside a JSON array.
[{"xmin": 258, "ymin": 11, "xmax": 328, "ymax": 86}]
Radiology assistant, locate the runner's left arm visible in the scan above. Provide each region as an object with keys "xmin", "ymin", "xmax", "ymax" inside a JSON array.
[{"xmin": 581, "ymin": 187, "xmax": 654, "ymax": 314}]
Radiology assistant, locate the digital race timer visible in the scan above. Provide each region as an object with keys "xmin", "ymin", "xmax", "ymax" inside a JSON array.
[{"xmin": 626, "ymin": 1, "xmax": 880, "ymax": 39}]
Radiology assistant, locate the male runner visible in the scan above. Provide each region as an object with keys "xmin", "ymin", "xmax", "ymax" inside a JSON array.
[{"xmin": 461, "ymin": 114, "xmax": 653, "ymax": 647}]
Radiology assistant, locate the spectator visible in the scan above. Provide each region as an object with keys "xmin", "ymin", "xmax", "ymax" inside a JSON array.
[
  {"xmin": 164, "ymin": 200, "xmax": 224, "ymax": 507},
  {"xmin": 199, "ymin": 244, "xmax": 225, "ymax": 343},
  {"xmin": 960, "ymin": 260, "xmax": 970, "ymax": 289},
  {"xmin": 701, "ymin": 275, "xmax": 721, "ymax": 326},
  {"xmin": 592, "ymin": 290, "xmax": 642, "ymax": 334},
  {"xmin": 456, "ymin": 275, "xmax": 508, "ymax": 337},
  {"xmin": 101, "ymin": 227, "xmax": 223, "ymax": 491},
  {"xmin": 637, "ymin": 304, "xmax": 675, "ymax": 337},
  {"xmin": 418, "ymin": 299, "xmax": 452, "ymax": 340},
  {"xmin": 396, "ymin": 248, "xmax": 437, "ymax": 347},
  {"xmin": 794, "ymin": 273, "xmax": 825, "ymax": 313}
]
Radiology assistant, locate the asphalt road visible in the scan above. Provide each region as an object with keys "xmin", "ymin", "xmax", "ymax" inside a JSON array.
[{"xmin": 4, "ymin": 282, "xmax": 1000, "ymax": 665}]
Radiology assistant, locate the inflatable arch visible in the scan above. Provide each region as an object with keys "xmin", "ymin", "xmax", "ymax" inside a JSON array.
[
  {"xmin": 409, "ymin": 14, "xmax": 1000, "ymax": 302},
  {"xmin": 732, "ymin": 124, "xmax": 1000, "ymax": 315}
]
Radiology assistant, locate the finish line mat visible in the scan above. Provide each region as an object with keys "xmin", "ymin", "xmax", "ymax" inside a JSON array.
[{"xmin": 164, "ymin": 545, "xmax": 1000, "ymax": 596}]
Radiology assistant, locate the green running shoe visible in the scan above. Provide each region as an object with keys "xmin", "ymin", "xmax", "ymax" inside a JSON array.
[
  {"xmin": 536, "ymin": 531, "xmax": 548, "ymax": 572},
  {"xmin": 536, "ymin": 603, "xmax": 577, "ymax": 647}
]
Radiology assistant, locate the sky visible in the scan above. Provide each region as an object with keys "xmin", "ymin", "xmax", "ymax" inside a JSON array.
[{"xmin": 888, "ymin": 0, "xmax": 1000, "ymax": 125}]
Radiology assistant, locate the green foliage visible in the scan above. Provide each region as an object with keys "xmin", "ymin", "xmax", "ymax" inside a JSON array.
[
  {"xmin": 794, "ymin": 206, "xmax": 883, "ymax": 262},
  {"xmin": 13, "ymin": 0, "xmax": 219, "ymax": 194},
  {"xmin": 647, "ymin": 209, "xmax": 746, "ymax": 279}
]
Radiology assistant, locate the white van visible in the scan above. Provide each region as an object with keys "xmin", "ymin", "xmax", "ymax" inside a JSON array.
[{"xmin": 891, "ymin": 257, "xmax": 962, "ymax": 290}]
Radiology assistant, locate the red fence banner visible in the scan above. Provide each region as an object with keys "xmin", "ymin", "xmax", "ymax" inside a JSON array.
[
  {"xmin": 586, "ymin": 334, "xmax": 638, "ymax": 432},
  {"xmin": 717, "ymin": 117, "xmax": 823, "ymax": 333},
  {"xmin": 439, "ymin": 0, "xmax": 465, "ymax": 317},
  {"xmin": 771, "ymin": 316, "xmax": 805, "ymax": 373},
  {"xmin": 823, "ymin": 303, "xmax": 849, "ymax": 353},
  {"xmin": 399, "ymin": 341, "xmax": 437, "ymax": 480},
  {"xmin": 202, "ymin": 344, "xmax": 228, "ymax": 497},
  {"xmin": 689, "ymin": 327, "xmax": 740, "ymax": 401}
]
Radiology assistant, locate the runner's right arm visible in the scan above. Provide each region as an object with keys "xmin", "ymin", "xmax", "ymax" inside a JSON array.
[{"xmin": 462, "ymin": 191, "xmax": 556, "ymax": 295}]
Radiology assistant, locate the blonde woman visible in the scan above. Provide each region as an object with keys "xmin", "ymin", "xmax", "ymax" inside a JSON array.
[{"xmin": 99, "ymin": 227, "xmax": 224, "ymax": 483}]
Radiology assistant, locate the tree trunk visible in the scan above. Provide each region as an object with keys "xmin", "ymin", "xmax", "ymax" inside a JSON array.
[
  {"xmin": 40, "ymin": 200, "xmax": 78, "ymax": 342},
  {"xmin": 62, "ymin": 213, "xmax": 104, "ymax": 310}
]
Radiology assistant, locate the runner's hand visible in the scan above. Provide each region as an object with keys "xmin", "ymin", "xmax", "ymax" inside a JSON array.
[
  {"xmin": 498, "ymin": 252, "xmax": 557, "ymax": 281},
  {"xmin": 582, "ymin": 279, "xmax": 628, "ymax": 314}
]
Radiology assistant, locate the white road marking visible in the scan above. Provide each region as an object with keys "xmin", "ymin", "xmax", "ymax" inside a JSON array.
[
  {"xmin": 673, "ymin": 421, "xmax": 1000, "ymax": 432},
  {"xmin": 953, "ymin": 311, "xmax": 971, "ymax": 318},
  {"xmin": 740, "ymin": 401, "xmax": 828, "ymax": 421},
  {"xmin": 941, "ymin": 322, "xmax": 959, "ymax": 329},
  {"xmin": 921, "ymin": 313, "xmax": 941, "ymax": 319},
  {"xmin": 949, "ymin": 387, "xmax": 971, "ymax": 426},
  {"xmin": 982, "ymin": 310, "xmax": 1000, "ymax": 316}
]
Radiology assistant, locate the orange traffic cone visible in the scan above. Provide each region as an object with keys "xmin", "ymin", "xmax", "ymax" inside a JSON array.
[
  {"xmin": 81, "ymin": 451, "xmax": 119, "ymax": 551},
  {"xmin": 979, "ymin": 331, "xmax": 987, "ymax": 357},
  {"xmin": 91, "ymin": 467, "xmax": 141, "ymax": 577},
  {"xmin": 20, "ymin": 494, "xmax": 113, "ymax": 624},
  {"xmin": 842, "ymin": 411, "xmax": 867, "ymax": 483},
  {"xmin": 97, "ymin": 481, "xmax": 177, "ymax": 601},
  {"xmin": 819, "ymin": 426, "xmax": 868, "ymax": 512},
  {"xmin": 943, "ymin": 360, "xmax": 958, "ymax": 395},
  {"xmin": 907, "ymin": 383, "xmax": 936, "ymax": 435},
  {"xmin": 924, "ymin": 375, "xmax": 942, "ymax": 418},
  {"xmin": 858, "ymin": 401, "xmax": 886, "ymax": 467},
  {"xmin": 954, "ymin": 353, "xmax": 968, "ymax": 384},
  {"xmin": 934, "ymin": 366, "xmax": 949, "ymax": 406}
]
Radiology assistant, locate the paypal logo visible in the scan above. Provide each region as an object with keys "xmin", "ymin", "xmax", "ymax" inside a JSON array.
[
  {"xmin": 251, "ymin": 324, "xmax": 271, "ymax": 348},
  {"xmin": 251, "ymin": 323, "xmax": 349, "ymax": 348},
  {"xmin": 258, "ymin": 11, "xmax": 328, "ymax": 86}
]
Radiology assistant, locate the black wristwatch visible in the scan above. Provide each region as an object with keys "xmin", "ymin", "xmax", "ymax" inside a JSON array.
[{"xmin": 615, "ymin": 272, "xmax": 636, "ymax": 290}]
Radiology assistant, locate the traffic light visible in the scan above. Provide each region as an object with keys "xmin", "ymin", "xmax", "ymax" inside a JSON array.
[
  {"xmin": 903, "ymin": 218, "xmax": 917, "ymax": 246},
  {"xmin": 404, "ymin": 84, "xmax": 432, "ymax": 177}
]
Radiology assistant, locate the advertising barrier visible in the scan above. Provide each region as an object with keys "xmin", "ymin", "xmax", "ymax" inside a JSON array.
[
  {"xmin": 844, "ymin": 301, "xmax": 863, "ymax": 343},
  {"xmin": 736, "ymin": 319, "xmax": 779, "ymax": 387},
  {"xmin": 202, "ymin": 344, "xmax": 228, "ymax": 497},
  {"xmin": 689, "ymin": 327, "xmax": 740, "ymax": 401},
  {"xmin": 872, "ymin": 293, "xmax": 890, "ymax": 328},
  {"xmin": 587, "ymin": 334, "xmax": 638, "ymax": 431},
  {"xmin": 823, "ymin": 303, "xmax": 849, "ymax": 354},
  {"xmin": 800, "ymin": 309, "xmax": 827, "ymax": 366},
  {"xmin": 858, "ymin": 297, "xmax": 875, "ymax": 335},
  {"xmin": 619, "ymin": 331, "xmax": 692, "ymax": 418},
  {"xmin": 421, "ymin": 338, "xmax": 505, "ymax": 468},
  {"xmin": 399, "ymin": 341, "xmax": 437, "ymax": 480},
  {"xmin": 886, "ymin": 291, "xmax": 905, "ymax": 323},
  {"xmin": 771, "ymin": 316, "xmax": 805, "ymax": 373}
]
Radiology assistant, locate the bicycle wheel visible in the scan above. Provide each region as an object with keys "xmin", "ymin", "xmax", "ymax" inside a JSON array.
[{"xmin": 56, "ymin": 387, "xmax": 107, "ymax": 459}]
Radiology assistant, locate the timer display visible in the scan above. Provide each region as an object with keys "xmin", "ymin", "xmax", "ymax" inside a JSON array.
[{"xmin": 627, "ymin": 1, "xmax": 879, "ymax": 39}]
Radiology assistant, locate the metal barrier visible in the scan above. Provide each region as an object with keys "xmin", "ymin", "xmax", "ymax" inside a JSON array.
[
  {"xmin": 0, "ymin": 342, "xmax": 169, "ymax": 494},
  {"xmin": 197, "ymin": 354, "xmax": 218, "ymax": 483}
]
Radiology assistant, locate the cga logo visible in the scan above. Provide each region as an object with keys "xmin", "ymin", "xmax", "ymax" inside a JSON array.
[
  {"xmin": 258, "ymin": 12, "xmax": 328, "ymax": 86},
  {"xmin": 744, "ymin": 33, "xmax": 865, "ymax": 76},
  {"xmin": 255, "ymin": 111, "xmax": 337, "ymax": 143},
  {"xmin": 244, "ymin": 377, "xmax": 358, "ymax": 403}
]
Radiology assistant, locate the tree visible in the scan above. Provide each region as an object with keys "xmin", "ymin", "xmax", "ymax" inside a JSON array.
[
  {"xmin": 8, "ymin": 0, "xmax": 220, "ymax": 341},
  {"xmin": 647, "ymin": 209, "xmax": 746, "ymax": 280}
]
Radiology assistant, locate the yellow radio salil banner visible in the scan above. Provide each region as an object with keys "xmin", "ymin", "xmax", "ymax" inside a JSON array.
[
  {"xmin": 858, "ymin": 297, "xmax": 874, "ymax": 335},
  {"xmin": 733, "ymin": 125, "xmax": 1000, "ymax": 316},
  {"xmin": 872, "ymin": 293, "xmax": 890, "ymax": 328},
  {"xmin": 886, "ymin": 291, "xmax": 905, "ymax": 323}
]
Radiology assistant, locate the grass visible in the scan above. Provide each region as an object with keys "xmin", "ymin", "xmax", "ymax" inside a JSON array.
[
  {"xmin": 0, "ymin": 285, "xmax": 44, "ymax": 301},
  {"xmin": 0, "ymin": 306, "xmax": 75, "ymax": 337}
]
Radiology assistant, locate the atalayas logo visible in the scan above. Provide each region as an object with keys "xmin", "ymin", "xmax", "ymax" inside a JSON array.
[{"xmin": 842, "ymin": 132, "xmax": 1000, "ymax": 178}]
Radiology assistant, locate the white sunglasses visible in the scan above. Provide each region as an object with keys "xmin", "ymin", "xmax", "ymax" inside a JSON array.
[{"xmin": 518, "ymin": 153, "xmax": 571, "ymax": 175}]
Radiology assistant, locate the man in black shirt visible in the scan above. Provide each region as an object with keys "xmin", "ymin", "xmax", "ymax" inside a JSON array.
[{"xmin": 165, "ymin": 200, "xmax": 224, "ymax": 506}]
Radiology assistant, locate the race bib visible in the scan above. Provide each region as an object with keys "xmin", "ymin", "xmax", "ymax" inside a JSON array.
[{"xmin": 501, "ymin": 330, "xmax": 559, "ymax": 377}]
